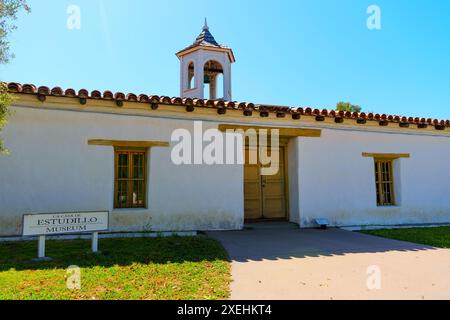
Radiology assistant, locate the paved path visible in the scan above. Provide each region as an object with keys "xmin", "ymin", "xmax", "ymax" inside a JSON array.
[{"xmin": 207, "ymin": 223, "xmax": 450, "ymax": 300}]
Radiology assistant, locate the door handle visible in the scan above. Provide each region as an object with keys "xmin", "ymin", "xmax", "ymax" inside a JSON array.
[{"xmin": 261, "ymin": 177, "xmax": 267, "ymax": 188}]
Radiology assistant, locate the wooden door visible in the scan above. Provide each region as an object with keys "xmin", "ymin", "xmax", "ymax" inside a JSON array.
[
  {"xmin": 244, "ymin": 147, "xmax": 287, "ymax": 220},
  {"xmin": 261, "ymin": 148, "xmax": 286, "ymax": 219}
]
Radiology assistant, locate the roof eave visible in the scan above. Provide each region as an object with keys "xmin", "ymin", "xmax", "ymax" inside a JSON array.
[{"xmin": 176, "ymin": 45, "xmax": 235, "ymax": 63}]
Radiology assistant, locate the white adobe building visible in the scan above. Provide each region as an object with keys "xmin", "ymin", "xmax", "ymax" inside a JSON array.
[{"xmin": 1, "ymin": 22, "xmax": 450, "ymax": 237}]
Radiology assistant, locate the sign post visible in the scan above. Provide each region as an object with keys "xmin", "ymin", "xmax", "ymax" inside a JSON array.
[
  {"xmin": 92, "ymin": 232, "xmax": 99, "ymax": 253},
  {"xmin": 23, "ymin": 211, "xmax": 109, "ymax": 261},
  {"xmin": 37, "ymin": 235, "xmax": 50, "ymax": 260}
]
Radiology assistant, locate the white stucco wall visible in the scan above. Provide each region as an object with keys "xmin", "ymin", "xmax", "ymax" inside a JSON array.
[
  {"xmin": 287, "ymin": 138, "xmax": 300, "ymax": 224},
  {"xmin": 295, "ymin": 129, "xmax": 450, "ymax": 228},
  {"xmin": 0, "ymin": 106, "xmax": 244, "ymax": 236}
]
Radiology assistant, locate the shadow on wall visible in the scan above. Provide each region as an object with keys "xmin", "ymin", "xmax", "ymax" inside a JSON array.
[
  {"xmin": 206, "ymin": 225, "xmax": 437, "ymax": 263},
  {"xmin": 0, "ymin": 235, "xmax": 228, "ymax": 272}
]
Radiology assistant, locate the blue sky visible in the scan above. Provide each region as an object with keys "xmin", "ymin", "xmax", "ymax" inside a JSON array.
[{"xmin": 1, "ymin": 0, "xmax": 450, "ymax": 119}]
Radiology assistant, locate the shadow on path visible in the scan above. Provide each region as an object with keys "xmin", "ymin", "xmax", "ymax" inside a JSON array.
[{"xmin": 206, "ymin": 223, "xmax": 436, "ymax": 262}]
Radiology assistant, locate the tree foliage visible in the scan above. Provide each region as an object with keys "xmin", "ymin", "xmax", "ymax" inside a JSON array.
[
  {"xmin": 336, "ymin": 101, "xmax": 362, "ymax": 113},
  {"xmin": 1, "ymin": 0, "xmax": 30, "ymax": 63},
  {"xmin": 0, "ymin": 0, "xmax": 29, "ymax": 153},
  {"xmin": 0, "ymin": 83, "xmax": 14, "ymax": 153}
]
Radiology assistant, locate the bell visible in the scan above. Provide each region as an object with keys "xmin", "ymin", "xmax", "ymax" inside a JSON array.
[{"xmin": 204, "ymin": 74, "xmax": 211, "ymax": 84}]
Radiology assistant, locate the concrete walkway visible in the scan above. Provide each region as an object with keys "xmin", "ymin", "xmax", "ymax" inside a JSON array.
[{"xmin": 207, "ymin": 223, "xmax": 450, "ymax": 300}]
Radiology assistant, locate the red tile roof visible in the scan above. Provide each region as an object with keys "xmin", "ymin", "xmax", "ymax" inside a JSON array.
[{"xmin": 6, "ymin": 82, "xmax": 450, "ymax": 130}]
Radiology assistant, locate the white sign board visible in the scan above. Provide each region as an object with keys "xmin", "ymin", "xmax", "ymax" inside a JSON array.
[{"xmin": 23, "ymin": 211, "xmax": 109, "ymax": 236}]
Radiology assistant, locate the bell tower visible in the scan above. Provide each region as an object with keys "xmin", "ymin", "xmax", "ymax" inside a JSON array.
[{"xmin": 176, "ymin": 19, "xmax": 235, "ymax": 101}]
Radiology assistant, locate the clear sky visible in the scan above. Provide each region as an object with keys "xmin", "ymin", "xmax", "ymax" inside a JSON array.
[{"xmin": 1, "ymin": 0, "xmax": 450, "ymax": 119}]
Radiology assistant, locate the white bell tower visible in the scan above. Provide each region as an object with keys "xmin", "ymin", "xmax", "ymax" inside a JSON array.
[{"xmin": 176, "ymin": 19, "xmax": 235, "ymax": 101}]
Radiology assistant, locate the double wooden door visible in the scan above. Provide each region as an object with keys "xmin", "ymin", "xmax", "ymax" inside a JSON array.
[{"xmin": 244, "ymin": 147, "xmax": 287, "ymax": 220}]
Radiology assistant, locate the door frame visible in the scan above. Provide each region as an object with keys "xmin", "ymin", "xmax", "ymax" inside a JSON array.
[{"xmin": 243, "ymin": 140, "xmax": 290, "ymax": 222}]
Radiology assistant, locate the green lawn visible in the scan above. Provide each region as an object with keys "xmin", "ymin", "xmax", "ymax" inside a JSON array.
[
  {"xmin": 0, "ymin": 235, "xmax": 230, "ymax": 300},
  {"xmin": 361, "ymin": 226, "xmax": 450, "ymax": 249}
]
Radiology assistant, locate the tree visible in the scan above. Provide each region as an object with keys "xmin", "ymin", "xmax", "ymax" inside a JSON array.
[
  {"xmin": 0, "ymin": 83, "xmax": 14, "ymax": 152},
  {"xmin": 336, "ymin": 101, "xmax": 362, "ymax": 113},
  {"xmin": 0, "ymin": 0, "xmax": 30, "ymax": 153}
]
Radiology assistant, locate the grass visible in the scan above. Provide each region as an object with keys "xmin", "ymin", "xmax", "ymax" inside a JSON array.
[
  {"xmin": 361, "ymin": 226, "xmax": 450, "ymax": 249},
  {"xmin": 0, "ymin": 235, "xmax": 231, "ymax": 300}
]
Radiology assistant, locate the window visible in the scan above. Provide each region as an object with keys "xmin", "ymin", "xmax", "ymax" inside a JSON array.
[
  {"xmin": 374, "ymin": 159, "xmax": 395, "ymax": 206},
  {"xmin": 114, "ymin": 149, "xmax": 147, "ymax": 208}
]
